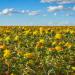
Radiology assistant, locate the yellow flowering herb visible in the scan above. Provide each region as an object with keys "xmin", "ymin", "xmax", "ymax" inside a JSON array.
[{"xmin": 3, "ymin": 49, "xmax": 11, "ymax": 58}]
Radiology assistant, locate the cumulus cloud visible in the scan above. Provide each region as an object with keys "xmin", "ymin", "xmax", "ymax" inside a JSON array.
[
  {"xmin": 72, "ymin": 6, "xmax": 75, "ymax": 10},
  {"xmin": 0, "ymin": 8, "xmax": 14, "ymax": 15},
  {"xmin": 0, "ymin": 8, "xmax": 24, "ymax": 15},
  {"xmin": 0, "ymin": 8, "xmax": 40, "ymax": 16},
  {"xmin": 28, "ymin": 10, "xmax": 40, "ymax": 16},
  {"xmin": 59, "ymin": 1, "xmax": 75, "ymax": 4},
  {"xmin": 47, "ymin": 5, "xmax": 64, "ymax": 12},
  {"xmin": 41, "ymin": 0, "xmax": 75, "ymax": 4},
  {"xmin": 0, "ymin": 7, "xmax": 75, "ymax": 16}
]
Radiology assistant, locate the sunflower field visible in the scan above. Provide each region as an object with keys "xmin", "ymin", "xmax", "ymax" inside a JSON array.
[{"xmin": 0, "ymin": 26, "xmax": 75, "ymax": 75}]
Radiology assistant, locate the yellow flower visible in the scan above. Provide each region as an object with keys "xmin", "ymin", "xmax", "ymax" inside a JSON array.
[
  {"xmin": 5, "ymin": 36, "xmax": 10, "ymax": 41},
  {"xmin": 65, "ymin": 29, "xmax": 70, "ymax": 33},
  {"xmin": 72, "ymin": 67, "xmax": 75, "ymax": 71},
  {"xmin": 59, "ymin": 41, "xmax": 65, "ymax": 45},
  {"xmin": 45, "ymin": 29, "xmax": 50, "ymax": 34},
  {"xmin": 55, "ymin": 46, "xmax": 63, "ymax": 51},
  {"xmin": 48, "ymin": 48, "xmax": 55, "ymax": 51},
  {"xmin": 5, "ymin": 30, "xmax": 10, "ymax": 33},
  {"xmin": 65, "ymin": 42, "xmax": 72, "ymax": 48},
  {"xmin": 51, "ymin": 30, "xmax": 54, "ymax": 33},
  {"xmin": 39, "ymin": 39, "xmax": 45, "ymax": 44},
  {"xmin": 24, "ymin": 53, "xmax": 33, "ymax": 59},
  {"xmin": 0, "ymin": 44, "xmax": 5, "ymax": 49},
  {"xmin": 25, "ymin": 30, "xmax": 30, "ymax": 35},
  {"xmin": 14, "ymin": 35, "xmax": 19, "ymax": 41},
  {"xmin": 45, "ymin": 30, "xmax": 48, "ymax": 34},
  {"xmin": 39, "ymin": 27, "xmax": 44, "ymax": 34},
  {"xmin": 70, "ymin": 30, "xmax": 74, "ymax": 34},
  {"xmin": 3, "ymin": 49, "xmax": 11, "ymax": 58},
  {"xmin": 33, "ymin": 30, "xmax": 38, "ymax": 35},
  {"xmin": 55, "ymin": 33, "xmax": 62, "ymax": 39},
  {"xmin": 52, "ymin": 41, "xmax": 57, "ymax": 46},
  {"xmin": 36, "ymin": 42, "xmax": 44, "ymax": 48}
]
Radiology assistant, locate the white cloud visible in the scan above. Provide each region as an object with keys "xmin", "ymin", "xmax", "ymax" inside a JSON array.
[
  {"xmin": 0, "ymin": 8, "xmax": 14, "ymax": 15},
  {"xmin": 20, "ymin": 10, "xmax": 25, "ymax": 14},
  {"xmin": 47, "ymin": 5, "xmax": 64, "ymax": 12},
  {"xmin": 59, "ymin": 1, "xmax": 75, "ymax": 4},
  {"xmin": 0, "ymin": 8, "xmax": 40, "ymax": 16},
  {"xmin": 0, "ymin": 7, "xmax": 74, "ymax": 16},
  {"xmin": 28, "ymin": 10, "xmax": 40, "ymax": 16},
  {"xmin": 41, "ymin": 0, "xmax": 56, "ymax": 3},
  {"xmin": 41, "ymin": 0, "xmax": 75, "ymax": 4},
  {"xmin": 73, "ymin": 6, "xmax": 75, "ymax": 10}
]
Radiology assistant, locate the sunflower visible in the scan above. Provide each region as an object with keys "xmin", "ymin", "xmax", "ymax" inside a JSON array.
[
  {"xmin": 33, "ymin": 30, "xmax": 38, "ymax": 35},
  {"xmin": 72, "ymin": 67, "xmax": 75, "ymax": 71},
  {"xmin": 39, "ymin": 39, "xmax": 45, "ymax": 44},
  {"xmin": 65, "ymin": 42, "xmax": 72, "ymax": 48},
  {"xmin": 24, "ymin": 53, "xmax": 33, "ymax": 59},
  {"xmin": 55, "ymin": 33, "xmax": 63, "ymax": 39},
  {"xmin": 55, "ymin": 45, "xmax": 63, "ymax": 51},
  {"xmin": 3, "ymin": 49, "xmax": 11, "ymax": 58}
]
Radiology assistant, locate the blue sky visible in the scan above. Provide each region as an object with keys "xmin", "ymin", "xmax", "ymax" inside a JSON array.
[{"xmin": 0, "ymin": 0, "xmax": 75, "ymax": 25}]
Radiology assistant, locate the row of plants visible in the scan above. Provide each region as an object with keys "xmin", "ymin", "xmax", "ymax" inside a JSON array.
[{"xmin": 0, "ymin": 26, "xmax": 75, "ymax": 75}]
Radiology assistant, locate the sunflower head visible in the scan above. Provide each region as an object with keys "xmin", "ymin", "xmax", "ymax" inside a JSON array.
[
  {"xmin": 3, "ymin": 49, "xmax": 11, "ymax": 58},
  {"xmin": 55, "ymin": 33, "xmax": 63, "ymax": 39},
  {"xmin": 55, "ymin": 45, "xmax": 63, "ymax": 51}
]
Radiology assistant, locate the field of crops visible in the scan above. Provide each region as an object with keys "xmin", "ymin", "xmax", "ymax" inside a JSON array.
[{"xmin": 0, "ymin": 26, "xmax": 75, "ymax": 75}]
